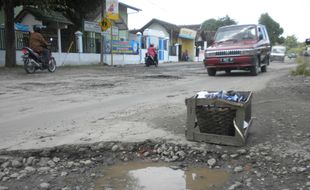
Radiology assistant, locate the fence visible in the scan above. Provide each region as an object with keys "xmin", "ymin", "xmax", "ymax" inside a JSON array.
[
  {"xmin": 0, "ymin": 28, "xmax": 30, "ymax": 50},
  {"xmin": 0, "ymin": 28, "xmax": 5, "ymax": 49},
  {"xmin": 83, "ymin": 33, "xmax": 101, "ymax": 53},
  {"xmin": 0, "ymin": 28, "xmax": 60, "ymax": 51}
]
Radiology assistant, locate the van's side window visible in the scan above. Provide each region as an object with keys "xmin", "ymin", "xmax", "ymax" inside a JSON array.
[
  {"xmin": 262, "ymin": 27, "xmax": 268, "ymax": 40},
  {"xmin": 258, "ymin": 27, "xmax": 266, "ymax": 40}
]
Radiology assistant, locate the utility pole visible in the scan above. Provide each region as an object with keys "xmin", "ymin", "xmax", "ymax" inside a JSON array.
[
  {"xmin": 110, "ymin": 26, "xmax": 113, "ymax": 66},
  {"xmin": 100, "ymin": 0, "xmax": 105, "ymax": 64}
]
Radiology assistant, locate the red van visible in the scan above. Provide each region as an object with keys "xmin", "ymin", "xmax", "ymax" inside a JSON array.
[{"xmin": 203, "ymin": 24, "xmax": 271, "ymax": 76}]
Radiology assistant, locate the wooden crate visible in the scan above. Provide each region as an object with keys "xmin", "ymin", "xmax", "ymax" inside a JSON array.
[{"xmin": 185, "ymin": 91, "xmax": 253, "ymax": 146}]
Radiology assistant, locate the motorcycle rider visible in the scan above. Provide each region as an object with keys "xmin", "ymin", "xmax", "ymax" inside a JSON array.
[
  {"xmin": 147, "ymin": 44, "xmax": 158, "ymax": 64},
  {"xmin": 29, "ymin": 25, "xmax": 49, "ymax": 65}
]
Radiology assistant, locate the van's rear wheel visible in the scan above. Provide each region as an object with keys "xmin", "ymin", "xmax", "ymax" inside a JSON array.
[{"xmin": 207, "ymin": 68, "xmax": 216, "ymax": 76}]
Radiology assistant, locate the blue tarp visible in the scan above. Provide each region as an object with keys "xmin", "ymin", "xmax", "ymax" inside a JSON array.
[{"xmin": 15, "ymin": 23, "xmax": 29, "ymax": 32}]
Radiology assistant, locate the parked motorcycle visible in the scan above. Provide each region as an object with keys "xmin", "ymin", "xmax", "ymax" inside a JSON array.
[
  {"xmin": 145, "ymin": 53, "xmax": 158, "ymax": 67},
  {"xmin": 21, "ymin": 46, "xmax": 56, "ymax": 74}
]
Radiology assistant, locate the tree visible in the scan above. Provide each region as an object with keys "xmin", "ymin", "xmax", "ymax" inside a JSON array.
[
  {"xmin": 45, "ymin": 0, "xmax": 103, "ymax": 53},
  {"xmin": 218, "ymin": 15, "xmax": 237, "ymax": 27},
  {"xmin": 201, "ymin": 18, "xmax": 217, "ymax": 32},
  {"xmin": 258, "ymin": 13, "xmax": 284, "ymax": 45},
  {"xmin": 0, "ymin": 0, "xmax": 51, "ymax": 67},
  {"xmin": 200, "ymin": 15, "xmax": 237, "ymax": 46},
  {"xmin": 3, "ymin": 0, "xmax": 16, "ymax": 67},
  {"xmin": 284, "ymin": 35, "xmax": 298, "ymax": 50},
  {"xmin": 0, "ymin": 0, "xmax": 101, "ymax": 67},
  {"xmin": 50, "ymin": 0, "xmax": 101, "ymax": 29}
]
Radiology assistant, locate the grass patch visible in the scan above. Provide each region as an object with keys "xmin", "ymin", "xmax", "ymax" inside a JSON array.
[{"xmin": 291, "ymin": 56, "xmax": 310, "ymax": 76}]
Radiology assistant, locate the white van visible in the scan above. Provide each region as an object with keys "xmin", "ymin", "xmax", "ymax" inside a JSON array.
[
  {"xmin": 303, "ymin": 46, "xmax": 310, "ymax": 56},
  {"xmin": 270, "ymin": 46, "xmax": 286, "ymax": 62}
]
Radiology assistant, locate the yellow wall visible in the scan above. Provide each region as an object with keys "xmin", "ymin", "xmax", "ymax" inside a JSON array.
[{"xmin": 179, "ymin": 38, "xmax": 195, "ymax": 60}]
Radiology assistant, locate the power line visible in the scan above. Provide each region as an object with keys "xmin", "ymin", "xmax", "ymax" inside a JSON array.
[{"xmin": 144, "ymin": 0, "xmax": 168, "ymax": 13}]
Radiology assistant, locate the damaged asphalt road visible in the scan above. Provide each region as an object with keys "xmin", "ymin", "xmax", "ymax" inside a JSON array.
[
  {"xmin": 0, "ymin": 61, "xmax": 309, "ymax": 189},
  {"xmin": 0, "ymin": 62, "xmax": 296, "ymax": 150}
]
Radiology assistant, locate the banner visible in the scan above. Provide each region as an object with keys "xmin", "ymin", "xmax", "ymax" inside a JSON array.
[
  {"xmin": 105, "ymin": 40, "xmax": 139, "ymax": 54},
  {"xmin": 15, "ymin": 23, "xmax": 29, "ymax": 32},
  {"xmin": 84, "ymin": 21, "xmax": 101, "ymax": 33},
  {"xmin": 106, "ymin": 0, "xmax": 119, "ymax": 20},
  {"xmin": 179, "ymin": 28, "xmax": 197, "ymax": 40}
]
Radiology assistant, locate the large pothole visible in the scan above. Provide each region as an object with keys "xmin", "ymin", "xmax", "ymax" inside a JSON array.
[{"xmin": 94, "ymin": 162, "xmax": 229, "ymax": 190}]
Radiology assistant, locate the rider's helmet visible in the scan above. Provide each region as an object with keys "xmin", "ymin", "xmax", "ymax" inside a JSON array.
[{"xmin": 33, "ymin": 24, "xmax": 46, "ymax": 33}]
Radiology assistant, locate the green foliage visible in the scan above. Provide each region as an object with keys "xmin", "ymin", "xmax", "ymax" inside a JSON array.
[
  {"xmin": 1, "ymin": 0, "xmax": 102, "ymax": 29},
  {"xmin": 284, "ymin": 35, "xmax": 299, "ymax": 50},
  {"xmin": 47, "ymin": 0, "xmax": 101, "ymax": 29},
  {"xmin": 287, "ymin": 47, "xmax": 303, "ymax": 55},
  {"xmin": 0, "ymin": 0, "xmax": 51, "ymax": 8},
  {"xmin": 287, "ymin": 41, "xmax": 308, "ymax": 55},
  {"xmin": 201, "ymin": 18, "xmax": 217, "ymax": 32},
  {"xmin": 1, "ymin": 0, "xmax": 101, "ymax": 67},
  {"xmin": 201, "ymin": 15, "xmax": 237, "ymax": 32},
  {"xmin": 258, "ymin": 13, "xmax": 284, "ymax": 45},
  {"xmin": 291, "ymin": 57, "xmax": 310, "ymax": 76},
  {"xmin": 200, "ymin": 15, "xmax": 237, "ymax": 45}
]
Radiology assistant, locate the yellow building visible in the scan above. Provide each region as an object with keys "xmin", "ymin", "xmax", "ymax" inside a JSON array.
[{"xmin": 178, "ymin": 28, "xmax": 197, "ymax": 61}]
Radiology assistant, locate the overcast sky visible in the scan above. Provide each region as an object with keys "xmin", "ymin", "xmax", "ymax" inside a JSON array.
[{"xmin": 120, "ymin": 0, "xmax": 309, "ymax": 42}]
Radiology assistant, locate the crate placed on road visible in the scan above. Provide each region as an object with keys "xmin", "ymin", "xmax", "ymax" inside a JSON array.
[{"xmin": 185, "ymin": 91, "xmax": 253, "ymax": 146}]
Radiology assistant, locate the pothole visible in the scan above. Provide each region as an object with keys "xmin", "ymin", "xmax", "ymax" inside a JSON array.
[
  {"xmin": 143, "ymin": 74, "xmax": 182, "ymax": 79},
  {"xmin": 88, "ymin": 83, "xmax": 115, "ymax": 88},
  {"xmin": 94, "ymin": 162, "xmax": 229, "ymax": 190}
]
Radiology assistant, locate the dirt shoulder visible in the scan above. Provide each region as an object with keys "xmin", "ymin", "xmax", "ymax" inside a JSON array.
[{"xmin": 0, "ymin": 69, "xmax": 309, "ymax": 190}]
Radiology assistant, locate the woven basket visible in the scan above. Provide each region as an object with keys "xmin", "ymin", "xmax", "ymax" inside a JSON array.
[{"xmin": 196, "ymin": 106, "xmax": 236, "ymax": 136}]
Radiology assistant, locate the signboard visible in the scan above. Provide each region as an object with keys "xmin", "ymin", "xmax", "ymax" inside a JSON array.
[
  {"xmin": 99, "ymin": 17, "xmax": 111, "ymax": 31},
  {"xmin": 84, "ymin": 21, "xmax": 101, "ymax": 33},
  {"xmin": 179, "ymin": 28, "xmax": 197, "ymax": 40},
  {"xmin": 104, "ymin": 40, "xmax": 139, "ymax": 54},
  {"xmin": 103, "ymin": 26, "xmax": 119, "ymax": 36},
  {"xmin": 106, "ymin": 0, "xmax": 119, "ymax": 20}
]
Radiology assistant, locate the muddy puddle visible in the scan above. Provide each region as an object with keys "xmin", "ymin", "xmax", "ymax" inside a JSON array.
[{"xmin": 94, "ymin": 162, "xmax": 229, "ymax": 190}]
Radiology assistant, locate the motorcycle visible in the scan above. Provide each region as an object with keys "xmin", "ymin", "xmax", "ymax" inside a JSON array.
[
  {"xmin": 145, "ymin": 53, "xmax": 158, "ymax": 67},
  {"xmin": 21, "ymin": 45, "xmax": 56, "ymax": 74}
]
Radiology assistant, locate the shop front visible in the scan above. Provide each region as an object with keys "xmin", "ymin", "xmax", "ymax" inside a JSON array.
[{"xmin": 178, "ymin": 28, "xmax": 197, "ymax": 61}]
